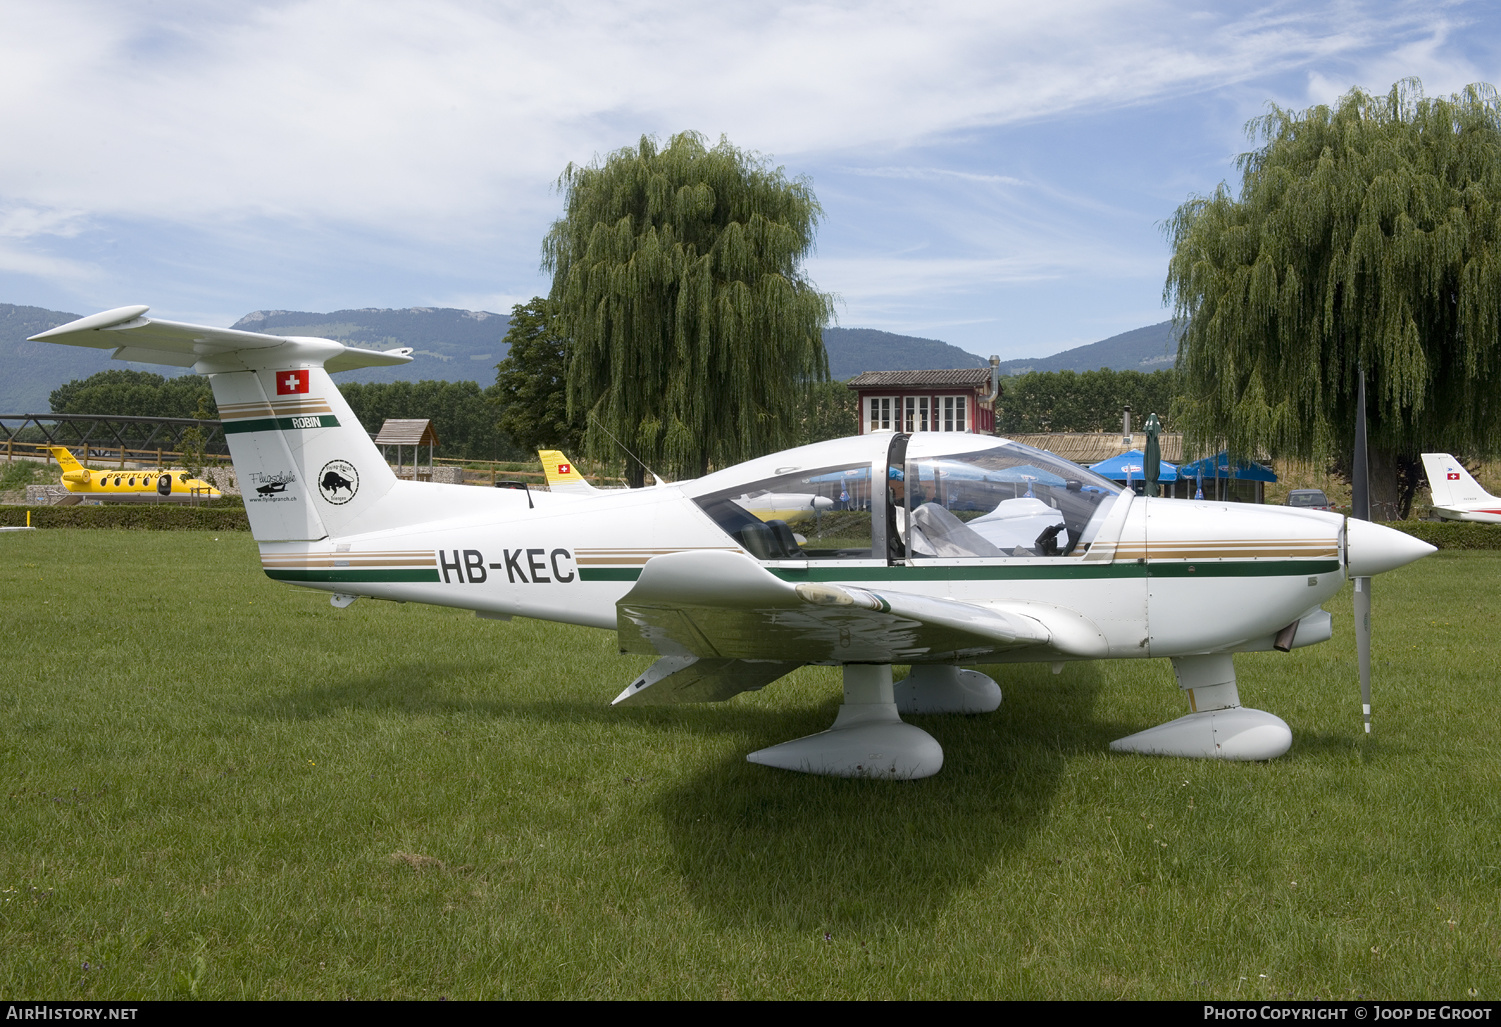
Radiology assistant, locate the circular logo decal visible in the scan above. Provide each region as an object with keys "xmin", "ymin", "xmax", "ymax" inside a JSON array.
[{"xmin": 317, "ymin": 459, "xmax": 359, "ymax": 505}]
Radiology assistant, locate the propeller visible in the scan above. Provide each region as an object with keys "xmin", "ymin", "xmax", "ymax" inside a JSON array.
[
  {"xmin": 1144, "ymin": 413, "xmax": 1162, "ymax": 498},
  {"xmin": 1351, "ymin": 367, "xmax": 1373, "ymax": 736}
]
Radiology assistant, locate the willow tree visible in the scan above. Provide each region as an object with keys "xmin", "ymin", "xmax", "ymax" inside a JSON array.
[
  {"xmin": 1165, "ymin": 80, "xmax": 1501, "ymax": 517},
  {"xmin": 544, "ymin": 131, "xmax": 834, "ymax": 484}
]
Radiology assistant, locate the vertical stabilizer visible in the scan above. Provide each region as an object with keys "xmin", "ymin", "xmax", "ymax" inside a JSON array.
[
  {"xmin": 45, "ymin": 446, "xmax": 84, "ymax": 473},
  {"xmin": 538, "ymin": 449, "xmax": 601, "ymax": 494},
  {"xmin": 213, "ymin": 366, "xmax": 398, "ymax": 541},
  {"xmin": 1422, "ymin": 453, "xmax": 1493, "ymax": 509}
]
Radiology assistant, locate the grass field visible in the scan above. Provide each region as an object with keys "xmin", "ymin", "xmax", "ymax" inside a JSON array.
[{"xmin": 2, "ymin": 530, "xmax": 1498, "ymax": 1000}]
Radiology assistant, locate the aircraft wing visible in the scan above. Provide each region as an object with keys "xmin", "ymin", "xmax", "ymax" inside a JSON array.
[
  {"xmin": 29, "ymin": 305, "xmax": 413, "ymax": 372},
  {"xmin": 616, "ymin": 550, "xmax": 1056, "ymax": 665}
]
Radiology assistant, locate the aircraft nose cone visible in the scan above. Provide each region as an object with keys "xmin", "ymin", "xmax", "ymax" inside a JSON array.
[{"xmin": 1345, "ymin": 518, "xmax": 1436, "ymax": 577}]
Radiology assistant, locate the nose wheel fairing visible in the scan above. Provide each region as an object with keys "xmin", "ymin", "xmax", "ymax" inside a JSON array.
[{"xmin": 1110, "ymin": 653, "xmax": 1292, "ymax": 761}]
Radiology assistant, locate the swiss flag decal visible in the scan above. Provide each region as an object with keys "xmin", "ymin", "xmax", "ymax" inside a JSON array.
[
  {"xmin": 277, "ymin": 370, "xmax": 310, "ymax": 395},
  {"xmin": 558, "ymin": 463, "xmax": 571, "ymax": 475},
  {"xmin": 1449, "ymin": 472, "xmax": 1462, "ymax": 480}
]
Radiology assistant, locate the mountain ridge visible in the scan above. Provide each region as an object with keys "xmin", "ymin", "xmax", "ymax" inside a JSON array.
[{"xmin": 1, "ymin": 302, "xmax": 1181, "ymax": 413}]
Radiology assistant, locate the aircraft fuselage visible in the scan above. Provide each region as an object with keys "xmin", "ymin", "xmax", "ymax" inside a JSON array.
[{"xmin": 257, "ymin": 479, "xmax": 1348, "ymax": 662}]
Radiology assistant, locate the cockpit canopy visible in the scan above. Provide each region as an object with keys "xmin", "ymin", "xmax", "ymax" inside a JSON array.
[{"xmin": 685, "ymin": 434, "xmax": 1123, "ymax": 562}]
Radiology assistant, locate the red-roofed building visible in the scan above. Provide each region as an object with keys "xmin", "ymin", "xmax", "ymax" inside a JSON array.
[{"xmin": 845, "ymin": 367, "xmax": 998, "ymax": 435}]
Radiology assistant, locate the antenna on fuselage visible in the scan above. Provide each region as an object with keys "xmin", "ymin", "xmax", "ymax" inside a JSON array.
[{"xmin": 588, "ymin": 415, "xmax": 667, "ymax": 487}]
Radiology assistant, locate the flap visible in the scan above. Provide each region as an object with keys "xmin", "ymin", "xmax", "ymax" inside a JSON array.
[{"xmin": 611, "ymin": 656, "xmax": 800, "ymax": 706}]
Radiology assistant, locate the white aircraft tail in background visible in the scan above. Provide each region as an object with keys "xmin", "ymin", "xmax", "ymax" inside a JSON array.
[{"xmin": 1421, "ymin": 454, "xmax": 1501, "ymax": 523}]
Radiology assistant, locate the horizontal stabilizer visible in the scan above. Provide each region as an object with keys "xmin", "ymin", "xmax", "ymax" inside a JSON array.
[
  {"xmin": 617, "ymin": 549, "xmax": 1052, "ymax": 664},
  {"xmin": 30, "ymin": 306, "xmax": 414, "ymax": 374}
]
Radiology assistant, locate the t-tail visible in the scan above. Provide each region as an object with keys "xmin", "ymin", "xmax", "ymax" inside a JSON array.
[
  {"xmin": 30, "ymin": 306, "xmax": 416, "ymax": 542},
  {"xmin": 45, "ymin": 446, "xmax": 85, "ymax": 474},
  {"xmin": 537, "ymin": 449, "xmax": 601, "ymax": 495}
]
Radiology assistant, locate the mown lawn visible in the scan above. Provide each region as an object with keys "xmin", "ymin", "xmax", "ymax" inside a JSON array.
[{"xmin": 1, "ymin": 530, "xmax": 1497, "ymax": 999}]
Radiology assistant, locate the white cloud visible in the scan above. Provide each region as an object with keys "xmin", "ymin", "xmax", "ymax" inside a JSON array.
[
  {"xmin": 0, "ymin": 1, "xmax": 1460, "ymax": 235},
  {"xmin": 0, "ymin": 243, "xmax": 100, "ymax": 282},
  {"xmin": 0, "ymin": 205, "xmax": 90, "ymax": 240},
  {"xmin": 0, "ymin": 0, "xmax": 1490, "ymax": 349}
]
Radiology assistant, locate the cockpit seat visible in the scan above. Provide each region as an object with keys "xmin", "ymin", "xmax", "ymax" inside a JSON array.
[
  {"xmin": 966, "ymin": 497, "xmax": 1067, "ymax": 552},
  {"xmin": 738, "ymin": 518, "xmax": 802, "ymax": 560},
  {"xmin": 908, "ymin": 503, "xmax": 1006, "ymax": 558}
]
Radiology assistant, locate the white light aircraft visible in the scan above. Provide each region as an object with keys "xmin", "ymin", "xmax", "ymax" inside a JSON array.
[
  {"xmin": 1420, "ymin": 454, "xmax": 1501, "ymax": 523},
  {"xmin": 34, "ymin": 306, "xmax": 1436, "ymax": 779}
]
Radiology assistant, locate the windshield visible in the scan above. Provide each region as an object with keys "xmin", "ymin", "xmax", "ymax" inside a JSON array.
[{"xmin": 904, "ymin": 441, "xmax": 1121, "ymax": 558}]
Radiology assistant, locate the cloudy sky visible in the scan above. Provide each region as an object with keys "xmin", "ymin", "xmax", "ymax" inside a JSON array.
[{"xmin": 0, "ymin": 0, "xmax": 1495, "ymax": 359}]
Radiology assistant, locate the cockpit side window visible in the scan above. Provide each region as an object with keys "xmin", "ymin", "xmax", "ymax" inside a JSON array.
[{"xmin": 692, "ymin": 463, "xmax": 876, "ymax": 560}]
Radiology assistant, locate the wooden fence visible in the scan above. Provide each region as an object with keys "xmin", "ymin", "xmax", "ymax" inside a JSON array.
[{"xmin": 6, "ymin": 439, "xmax": 625, "ymax": 490}]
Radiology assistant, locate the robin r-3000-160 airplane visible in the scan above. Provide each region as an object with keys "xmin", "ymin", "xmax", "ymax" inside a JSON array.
[
  {"xmin": 34, "ymin": 306, "xmax": 1436, "ymax": 779},
  {"xmin": 1421, "ymin": 453, "xmax": 1501, "ymax": 523},
  {"xmin": 45, "ymin": 445, "xmax": 221, "ymax": 504}
]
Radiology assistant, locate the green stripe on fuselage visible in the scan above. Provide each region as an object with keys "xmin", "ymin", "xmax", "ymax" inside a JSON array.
[
  {"xmin": 223, "ymin": 414, "xmax": 341, "ymax": 434},
  {"xmin": 265, "ymin": 568, "xmax": 440, "ymax": 583},
  {"xmin": 578, "ymin": 568, "xmax": 645, "ymax": 582},
  {"xmin": 579, "ymin": 560, "xmax": 1342, "ymax": 584}
]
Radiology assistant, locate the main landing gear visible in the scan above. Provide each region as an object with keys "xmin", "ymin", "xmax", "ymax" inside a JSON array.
[{"xmin": 746, "ymin": 664, "xmax": 1002, "ymax": 780}]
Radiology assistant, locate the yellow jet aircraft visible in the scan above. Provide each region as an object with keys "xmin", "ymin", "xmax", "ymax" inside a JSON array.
[{"xmin": 45, "ymin": 446, "xmax": 221, "ymax": 504}]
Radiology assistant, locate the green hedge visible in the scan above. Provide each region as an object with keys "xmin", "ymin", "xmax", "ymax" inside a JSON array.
[
  {"xmin": 0, "ymin": 504, "xmax": 250, "ymax": 530},
  {"xmin": 1380, "ymin": 519, "xmax": 1501, "ymax": 550}
]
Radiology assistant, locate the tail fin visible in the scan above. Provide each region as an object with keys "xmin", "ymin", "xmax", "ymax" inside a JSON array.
[
  {"xmin": 1422, "ymin": 453, "xmax": 1494, "ymax": 508},
  {"xmin": 45, "ymin": 446, "xmax": 84, "ymax": 473},
  {"xmin": 538, "ymin": 449, "xmax": 600, "ymax": 495},
  {"xmin": 32, "ymin": 306, "xmax": 414, "ymax": 542}
]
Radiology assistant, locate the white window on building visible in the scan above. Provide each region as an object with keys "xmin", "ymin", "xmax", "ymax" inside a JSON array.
[
  {"xmin": 902, "ymin": 396, "xmax": 931, "ymax": 432},
  {"xmin": 866, "ymin": 396, "xmax": 893, "ymax": 432},
  {"xmin": 942, "ymin": 395, "xmax": 968, "ymax": 432}
]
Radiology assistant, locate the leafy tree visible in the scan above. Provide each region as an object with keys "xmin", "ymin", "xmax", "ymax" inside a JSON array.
[
  {"xmin": 545, "ymin": 131, "xmax": 834, "ymax": 485},
  {"xmin": 1165, "ymin": 79, "xmax": 1501, "ymax": 517},
  {"xmin": 793, "ymin": 380, "xmax": 859, "ymax": 446},
  {"xmin": 177, "ymin": 394, "xmax": 213, "ymax": 482},
  {"xmin": 995, "ymin": 369, "xmax": 1182, "ymax": 434},
  {"xmin": 50, "ymin": 370, "xmax": 216, "ymax": 419},
  {"xmin": 493, "ymin": 298, "xmax": 583, "ymax": 454},
  {"xmin": 338, "ymin": 380, "xmax": 526, "ymax": 461}
]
